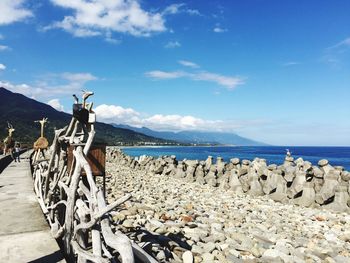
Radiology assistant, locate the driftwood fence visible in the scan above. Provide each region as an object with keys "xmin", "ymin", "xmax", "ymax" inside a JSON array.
[{"xmin": 31, "ymin": 91, "xmax": 156, "ymax": 263}]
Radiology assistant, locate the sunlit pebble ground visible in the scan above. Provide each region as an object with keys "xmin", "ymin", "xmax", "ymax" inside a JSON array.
[{"xmin": 102, "ymin": 157, "xmax": 350, "ymax": 263}]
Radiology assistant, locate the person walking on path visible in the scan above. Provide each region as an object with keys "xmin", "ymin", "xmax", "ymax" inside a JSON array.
[{"xmin": 14, "ymin": 142, "xmax": 20, "ymax": 162}]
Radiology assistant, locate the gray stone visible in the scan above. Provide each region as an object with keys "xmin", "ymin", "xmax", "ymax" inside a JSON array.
[
  {"xmin": 185, "ymin": 161, "xmax": 198, "ymax": 182},
  {"xmin": 211, "ymin": 232, "xmax": 226, "ymax": 242},
  {"xmin": 287, "ymin": 170, "xmax": 306, "ymax": 198},
  {"xmin": 247, "ymin": 171, "xmax": 264, "ymax": 196},
  {"xmin": 195, "ymin": 164, "xmax": 206, "ymax": 185},
  {"xmin": 191, "ymin": 244, "xmax": 203, "ymax": 254},
  {"xmin": 156, "ymin": 250, "xmax": 166, "ymax": 261},
  {"xmin": 315, "ymin": 171, "xmax": 339, "ymax": 204},
  {"xmin": 284, "ymin": 156, "xmax": 294, "ymax": 163},
  {"xmin": 263, "ymin": 249, "xmax": 290, "ymax": 262},
  {"xmin": 242, "ymin": 160, "xmax": 250, "ymax": 165},
  {"xmin": 263, "ymin": 171, "xmax": 279, "ymax": 194},
  {"xmin": 341, "ymin": 171, "xmax": 350, "ymax": 182},
  {"xmin": 205, "ymin": 156, "xmax": 213, "ymax": 171},
  {"xmin": 153, "ymin": 163, "xmax": 165, "ymax": 174},
  {"xmin": 229, "ymin": 170, "xmax": 243, "ymax": 193},
  {"xmin": 334, "ymin": 166, "xmax": 344, "ymax": 171},
  {"xmin": 268, "ymin": 164, "xmax": 277, "ymax": 170},
  {"xmin": 318, "ymin": 159, "xmax": 329, "ymax": 167},
  {"xmin": 231, "ymin": 158, "xmax": 240, "ymax": 165},
  {"xmin": 250, "ymin": 244, "xmax": 263, "ymax": 257},
  {"xmin": 313, "ymin": 177, "xmax": 324, "ymax": 193},
  {"xmin": 205, "ymin": 165, "xmax": 217, "ymax": 187},
  {"xmin": 182, "ymin": 251, "xmax": 194, "ymax": 263},
  {"xmin": 122, "ymin": 219, "xmax": 134, "ymax": 228},
  {"xmin": 269, "ymin": 175, "xmax": 288, "ymax": 203},
  {"xmin": 226, "ymin": 254, "xmax": 243, "ymax": 263},
  {"xmin": 334, "ymin": 255, "xmax": 350, "ymax": 263},
  {"xmin": 201, "ymin": 242, "xmax": 216, "ymax": 253},
  {"xmin": 218, "ymin": 171, "xmax": 230, "ymax": 190},
  {"xmin": 324, "ymin": 184, "xmax": 350, "ymax": 212},
  {"xmin": 174, "ymin": 161, "xmax": 186, "ymax": 178},
  {"xmin": 202, "ymin": 252, "xmax": 214, "ymax": 261},
  {"xmin": 294, "ymin": 181, "xmax": 315, "ymax": 207}
]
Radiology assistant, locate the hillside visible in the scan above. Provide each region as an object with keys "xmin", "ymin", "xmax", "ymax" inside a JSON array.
[
  {"xmin": 113, "ymin": 124, "xmax": 267, "ymax": 146},
  {"xmin": 0, "ymin": 88, "xmax": 169, "ymax": 146}
]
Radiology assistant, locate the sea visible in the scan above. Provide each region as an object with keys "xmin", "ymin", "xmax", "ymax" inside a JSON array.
[{"xmin": 122, "ymin": 146, "xmax": 350, "ymax": 171}]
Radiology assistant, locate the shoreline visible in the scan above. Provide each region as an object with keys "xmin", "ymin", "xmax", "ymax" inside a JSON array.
[
  {"xmin": 119, "ymin": 144, "xmax": 237, "ymax": 149},
  {"xmin": 119, "ymin": 146, "xmax": 350, "ymax": 171},
  {"xmin": 119, "ymin": 145, "xmax": 350, "ymax": 148},
  {"xmin": 110, "ymin": 148, "xmax": 350, "ymax": 209},
  {"xmin": 106, "ymin": 148, "xmax": 350, "ymax": 262}
]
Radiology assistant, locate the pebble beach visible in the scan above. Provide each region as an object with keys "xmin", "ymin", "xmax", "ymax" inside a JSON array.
[{"xmin": 104, "ymin": 148, "xmax": 350, "ymax": 263}]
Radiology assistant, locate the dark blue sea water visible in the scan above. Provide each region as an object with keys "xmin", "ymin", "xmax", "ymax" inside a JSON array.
[{"xmin": 122, "ymin": 146, "xmax": 350, "ymax": 171}]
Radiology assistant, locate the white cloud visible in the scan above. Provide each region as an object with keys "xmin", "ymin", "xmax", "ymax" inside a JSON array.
[
  {"xmin": 47, "ymin": 98, "xmax": 64, "ymax": 111},
  {"xmin": 143, "ymin": 114, "xmax": 208, "ymax": 131},
  {"xmin": 94, "ymin": 103, "xmax": 248, "ymax": 132},
  {"xmin": 187, "ymin": 9, "xmax": 201, "ymax": 16},
  {"xmin": 43, "ymin": 1, "xmax": 201, "ymax": 40},
  {"xmin": 0, "ymin": 81, "xmax": 39, "ymax": 98},
  {"xmin": 61, "ymin": 72, "xmax": 97, "ymax": 83},
  {"xmin": 0, "ymin": 72, "xmax": 98, "ymax": 99},
  {"xmin": 45, "ymin": 17, "xmax": 102, "ymax": 37},
  {"xmin": 105, "ymin": 37, "xmax": 121, "ymax": 44},
  {"xmin": 145, "ymin": 69, "xmax": 244, "ymax": 90},
  {"xmin": 162, "ymin": 3, "xmax": 201, "ymax": 16},
  {"xmin": 0, "ymin": 0, "xmax": 33, "ymax": 25},
  {"xmin": 178, "ymin": 60, "xmax": 199, "ymax": 68},
  {"xmin": 328, "ymin": 37, "xmax": 350, "ymax": 49},
  {"xmin": 46, "ymin": 0, "xmax": 166, "ymax": 38},
  {"xmin": 0, "ymin": 64, "xmax": 6, "ymax": 70},
  {"xmin": 94, "ymin": 104, "xmax": 141, "ymax": 125},
  {"xmin": 322, "ymin": 37, "xmax": 350, "ymax": 67},
  {"xmin": 165, "ymin": 41, "xmax": 181, "ymax": 48},
  {"xmin": 145, "ymin": 70, "xmax": 186, "ymax": 79},
  {"xmin": 0, "ymin": 45, "xmax": 10, "ymax": 51},
  {"xmin": 283, "ymin": 61, "xmax": 300, "ymax": 66},
  {"xmin": 193, "ymin": 72, "xmax": 244, "ymax": 90},
  {"xmin": 105, "ymin": 31, "xmax": 121, "ymax": 44},
  {"xmin": 162, "ymin": 3, "xmax": 185, "ymax": 15},
  {"xmin": 213, "ymin": 27, "xmax": 227, "ymax": 33}
]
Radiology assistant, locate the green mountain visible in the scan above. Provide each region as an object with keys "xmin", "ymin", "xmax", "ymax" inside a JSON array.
[{"xmin": 0, "ymin": 87, "xmax": 169, "ymax": 146}]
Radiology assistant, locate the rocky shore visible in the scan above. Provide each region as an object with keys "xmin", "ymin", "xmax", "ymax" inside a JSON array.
[{"xmin": 105, "ymin": 148, "xmax": 350, "ymax": 262}]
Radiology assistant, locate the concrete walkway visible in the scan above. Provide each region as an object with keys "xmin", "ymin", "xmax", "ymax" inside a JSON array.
[{"xmin": 0, "ymin": 153, "xmax": 66, "ymax": 262}]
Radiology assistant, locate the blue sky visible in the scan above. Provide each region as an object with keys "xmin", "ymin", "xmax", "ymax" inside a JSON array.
[{"xmin": 0, "ymin": 0, "xmax": 349, "ymax": 146}]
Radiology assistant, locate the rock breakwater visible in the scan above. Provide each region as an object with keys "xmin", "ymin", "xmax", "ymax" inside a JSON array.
[
  {"xmin": 111, "ymin": 148, "xmax": 350, "ymax": 212},
  {"xmin": 105, "ymin": 148, "xmax": 350, "ymax": 262}
]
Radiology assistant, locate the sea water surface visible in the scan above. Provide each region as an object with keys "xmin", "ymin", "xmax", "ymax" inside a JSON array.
[{"xmin": 122, "ymin": 146, "xmax": 350, "ymax": 171}]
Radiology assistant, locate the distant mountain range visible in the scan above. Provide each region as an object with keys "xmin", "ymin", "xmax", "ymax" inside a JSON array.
[
  {"xmin": 0, "ymin": 87, "xmax": 169, "ymax": 145},
  {"xmin": 113, "ymin": 124, "xmax": 267, "ymax": 146}
]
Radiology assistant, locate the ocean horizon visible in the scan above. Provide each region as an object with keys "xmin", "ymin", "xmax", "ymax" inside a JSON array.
[{"xmin": 122, "ymin": 146, "xmax": 350, "ymax": 171}]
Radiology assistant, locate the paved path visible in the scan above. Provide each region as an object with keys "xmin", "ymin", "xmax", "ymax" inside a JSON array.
[{"xmin": 0, "ymin": 153, "xmax": 66, "ymax": 262}]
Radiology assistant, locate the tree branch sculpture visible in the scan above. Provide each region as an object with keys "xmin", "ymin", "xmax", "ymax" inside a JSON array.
[
  {"xmin": 31, "ymin": 92, "xmax": 154, "ymax": 263},
  {"xmin": 3, "ymin": 121, "xmax": 15, "ymax": 156}
]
